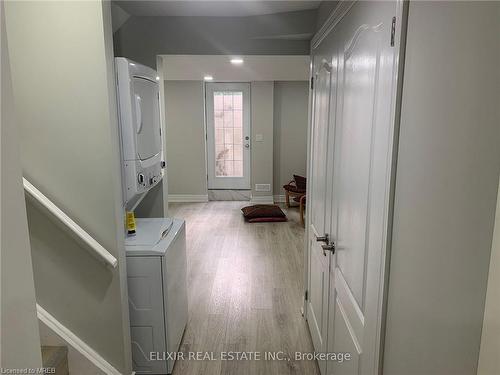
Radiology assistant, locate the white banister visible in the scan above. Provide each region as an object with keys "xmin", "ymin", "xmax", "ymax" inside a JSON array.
[{"xmin": 23, "ymin": 178, "xmax": 118, "ymax": 268}]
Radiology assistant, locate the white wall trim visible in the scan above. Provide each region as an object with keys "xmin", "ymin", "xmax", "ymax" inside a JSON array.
[
  {"xmin": 273, "ymin": 194, "xmax": 286, "ymax": 203},
  {"xmin": 36, "ymin": 304, "xmax": 123, "ymax": 375},
  {"xmin": 311, "ymin": 1, "xmax": 355, "ymax": 50},
  {"xmin": 168, "ymin": 194, "xmax": 209, "ymax": 203},
  {"xmin": 250, "ymin": 195, "xmax": 274, "ymax": 204}
]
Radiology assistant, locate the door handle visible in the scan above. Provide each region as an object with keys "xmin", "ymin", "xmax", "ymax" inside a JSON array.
[
  {"xmin": 316, "ymin": 234, "xmax": 329, "ymax": 243},
  {"xmin": 244, "ymin": 144, "xmax": 250, "ymax": 148},
  {"xmin": 322, "ymin": 243, "xmax": 335, "ymax": 256}
]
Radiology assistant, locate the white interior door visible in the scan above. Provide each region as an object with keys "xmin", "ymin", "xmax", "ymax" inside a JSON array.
[
  {"xmin": 206, "ymin": 82, "xmax": 251, "ymax": 190},
  {"xmin": 307, "ymin": 51, "xmax": 335, "ymax": 375},
  {"xmin": 325, "ymin": 2, "xmax": 402, "ymax": 375}
]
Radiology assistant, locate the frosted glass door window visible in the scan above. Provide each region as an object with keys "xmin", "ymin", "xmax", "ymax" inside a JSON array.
[
  {"xmin": 206, "ymin": 83, "xmax": 250, "ymax": 189},
  {"xmin": 214, "ymin": 91, "xmax": 243, "ymax": 177}
]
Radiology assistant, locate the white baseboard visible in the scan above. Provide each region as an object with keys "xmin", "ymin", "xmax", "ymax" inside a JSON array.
[
  {"xmin": 273, "ymin": 195, "xmax": 286, "ymax": 203},
  {"xmin": 168, "ymin": 194, "xmax": 209, "ymax": 203},
  {"xmin": 250, "ymin": 195, "xmax": 274, "ymax": 204},
  {"xmin": 37, "ymin": 304, "xmax": 122, "ymax": 375}
]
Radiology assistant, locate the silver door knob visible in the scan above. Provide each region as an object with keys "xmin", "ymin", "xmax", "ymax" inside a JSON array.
[
  {"xmin": 245, "ymin": 144, "xmax": 250, "ymax": 148},
  {"xmin": 322, "ymin": 243, "xmax": 335, "ymax": 256}
]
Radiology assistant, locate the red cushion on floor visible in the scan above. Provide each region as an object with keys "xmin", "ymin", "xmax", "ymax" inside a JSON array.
[{"xmin": 241, "ymin": 204, "xmax": 287, "ymax": 222}]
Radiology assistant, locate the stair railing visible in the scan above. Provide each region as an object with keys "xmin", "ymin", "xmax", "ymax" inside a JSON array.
[{"xmin": 23, "ymin": 178, "xmax": 118, "ymax": 268}]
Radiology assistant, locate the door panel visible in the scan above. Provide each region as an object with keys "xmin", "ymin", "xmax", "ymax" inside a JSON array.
[
  {"xmin": 206, "ymin": 82, "xmax": 251, "ymax": 190},
  {"xmin": 329, "ymin": 296, "xmax": 360, "ymax": 375},
  {"xmin": 310, "ymin": 63, "xmax": 331, "ymax": 237},
  {"xmin": 336, "ymin": 16, "xmax": 382, "ymax": 311},
  {"xmin": 308, "ymin": 230, "xmax": 329, "ymax": 351},
  {"xmin": 307, "ymin": 52, "xmax": 334, "ymax": 375},
  {"xmin": 334, "ymin": 268, "xmax": 364, "ymax": 348}
]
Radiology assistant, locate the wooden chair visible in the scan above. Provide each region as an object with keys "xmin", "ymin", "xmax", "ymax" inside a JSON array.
[{"xmin": 283, "ymin": 175, "xmax": 307, "ymax": 226}]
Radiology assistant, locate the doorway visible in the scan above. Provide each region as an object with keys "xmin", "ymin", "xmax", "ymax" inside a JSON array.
[{"xmin": 205, "ymin": 82, "xmax": 251, "ymax": 191}]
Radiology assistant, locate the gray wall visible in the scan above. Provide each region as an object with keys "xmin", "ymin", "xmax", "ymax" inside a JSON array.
[
  {"xmin": 1, "ymin": 2, "xmax": 42, "ymax": 368},
  {"xmin": 111, "ymin": 2, "xmax": 130, "ymax": 33},
  {"xmin": 5, "ymin": 1, "xmax": 132, "ymax": 372},
  {"xmin": 383, "ymin": 2, "xmax": 500, "ymax": 375},
  {"xmin": 251, "ymin": 82, "xmax": 274, "ymax": 200},
  {"xmin": 315, "ymin": 1, "xmax": 339, "ymax": 31},
  {"xmin": 273, "ymin": 81, "xmax": 309, "ymax": 197},
  {"xmin": 163, "ymin": 80, "xmax": 308, "ymax": 201},
  {"xmin": 113, "ymin": 10, "xmax": 316, "ymax": 68},
  {"xmin": 164, "ymin": 81, "xmax": 208, "ymax": 197},
  {"xmin": 134, "ymin": 182, "xmax": 166, "ymax": 217}
]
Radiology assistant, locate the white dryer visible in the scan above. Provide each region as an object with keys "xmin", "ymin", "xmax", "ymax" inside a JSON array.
[
  {"xmin": 115, "ymin": 57, "xmax": 164, "ymax": 209},
  {"xmin": 125, "ymin": 218, "xmax": 188, "ymax": 374}
]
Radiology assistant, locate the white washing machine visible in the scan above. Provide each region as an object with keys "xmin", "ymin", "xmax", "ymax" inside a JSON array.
[{"xmin": 125, "ymin": 218, "xmax": 188, "ymax": 374}]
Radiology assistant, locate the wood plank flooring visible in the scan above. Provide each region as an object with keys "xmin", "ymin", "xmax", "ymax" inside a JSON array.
[{"xmin": 169, "ymin": 201, "xmax": 319, "ymax": 375}]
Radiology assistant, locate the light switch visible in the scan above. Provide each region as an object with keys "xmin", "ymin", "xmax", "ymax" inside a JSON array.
[{"xmin": 255, "ymin": 134, "xmax": 264, "ymax": 142}]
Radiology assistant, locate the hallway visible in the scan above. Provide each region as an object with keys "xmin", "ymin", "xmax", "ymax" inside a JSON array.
[{"xmin": 168, "ymin": 202, "xmax": 319, "ymax": 375}]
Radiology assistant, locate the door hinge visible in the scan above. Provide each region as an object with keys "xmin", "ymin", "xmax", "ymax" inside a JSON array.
[
  {"xmin": 310, "ymin": 76, "xmax": 314, "ymax": 90},
  {"xmin": 390, "ymin": 16, "xmax": 396, "ymax": 47},
  {"xmin": 304, "ymin": 290, "xmax": 308, "ymax": 301}
]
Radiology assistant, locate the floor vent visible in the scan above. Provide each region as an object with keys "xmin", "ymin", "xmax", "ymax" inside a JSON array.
[{"xmin": 255, "ymin": 184, "xmax": 271, "ymax": 192}]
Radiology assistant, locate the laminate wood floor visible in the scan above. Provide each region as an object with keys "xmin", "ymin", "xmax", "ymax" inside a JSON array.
[{"xmin": 169, "ymin": 201, "xmax": 320, "ymax": 375}]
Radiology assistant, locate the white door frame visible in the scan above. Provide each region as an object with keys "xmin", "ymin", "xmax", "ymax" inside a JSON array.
[
  {"xmin": 205, "ymin": 82, "xmax": 251, "ymax": 190},
  {"xmin": 303, "ymin": 1, "xmax": 407, "ymax": 374}
]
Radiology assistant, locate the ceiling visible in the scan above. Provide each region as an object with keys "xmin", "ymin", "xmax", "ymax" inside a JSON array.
[
  {"xmin": 115, "ymin": 1, "xmax": 321, "ymax": 17},
  {"xmin": 160, "ymin": 55, "xmax": 310, "ymax": 81}
]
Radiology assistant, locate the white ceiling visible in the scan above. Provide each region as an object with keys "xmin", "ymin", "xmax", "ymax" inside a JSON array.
[
  {"xmin": 160, "ymin": 55, "xmax": 310, "ymax": 81},
  {"xmin": 115, "ymin": 1, "xmax": 321, "ymax": 17}
]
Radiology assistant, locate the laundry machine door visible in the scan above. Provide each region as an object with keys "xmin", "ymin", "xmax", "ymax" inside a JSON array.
[{"xmin": 132, "ymin": 76, "xmax": 162, "ymax": 161}]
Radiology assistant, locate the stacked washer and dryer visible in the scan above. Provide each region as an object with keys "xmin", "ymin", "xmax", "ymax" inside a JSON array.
[{"xmin": 115, "ymin": 57, "xmax": 188, "ymax": 374}]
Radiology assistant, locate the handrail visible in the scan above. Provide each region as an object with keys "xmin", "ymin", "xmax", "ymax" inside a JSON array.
[
  {"xmin": 36, "ymin": 304, "xmax": 122, "ymax": 374},
  {"xmin": 23, "ymin": 178, "xmax": 118, "ymax": 268}
]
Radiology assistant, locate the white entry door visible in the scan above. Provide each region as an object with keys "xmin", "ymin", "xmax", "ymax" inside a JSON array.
[
  {"xmin": 206, "ymin": 82, "xmax": 251, "ymax": 190},
  {"xmin": 324, "ymin": 2, "xmax": 402, "ymax": 375}
]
